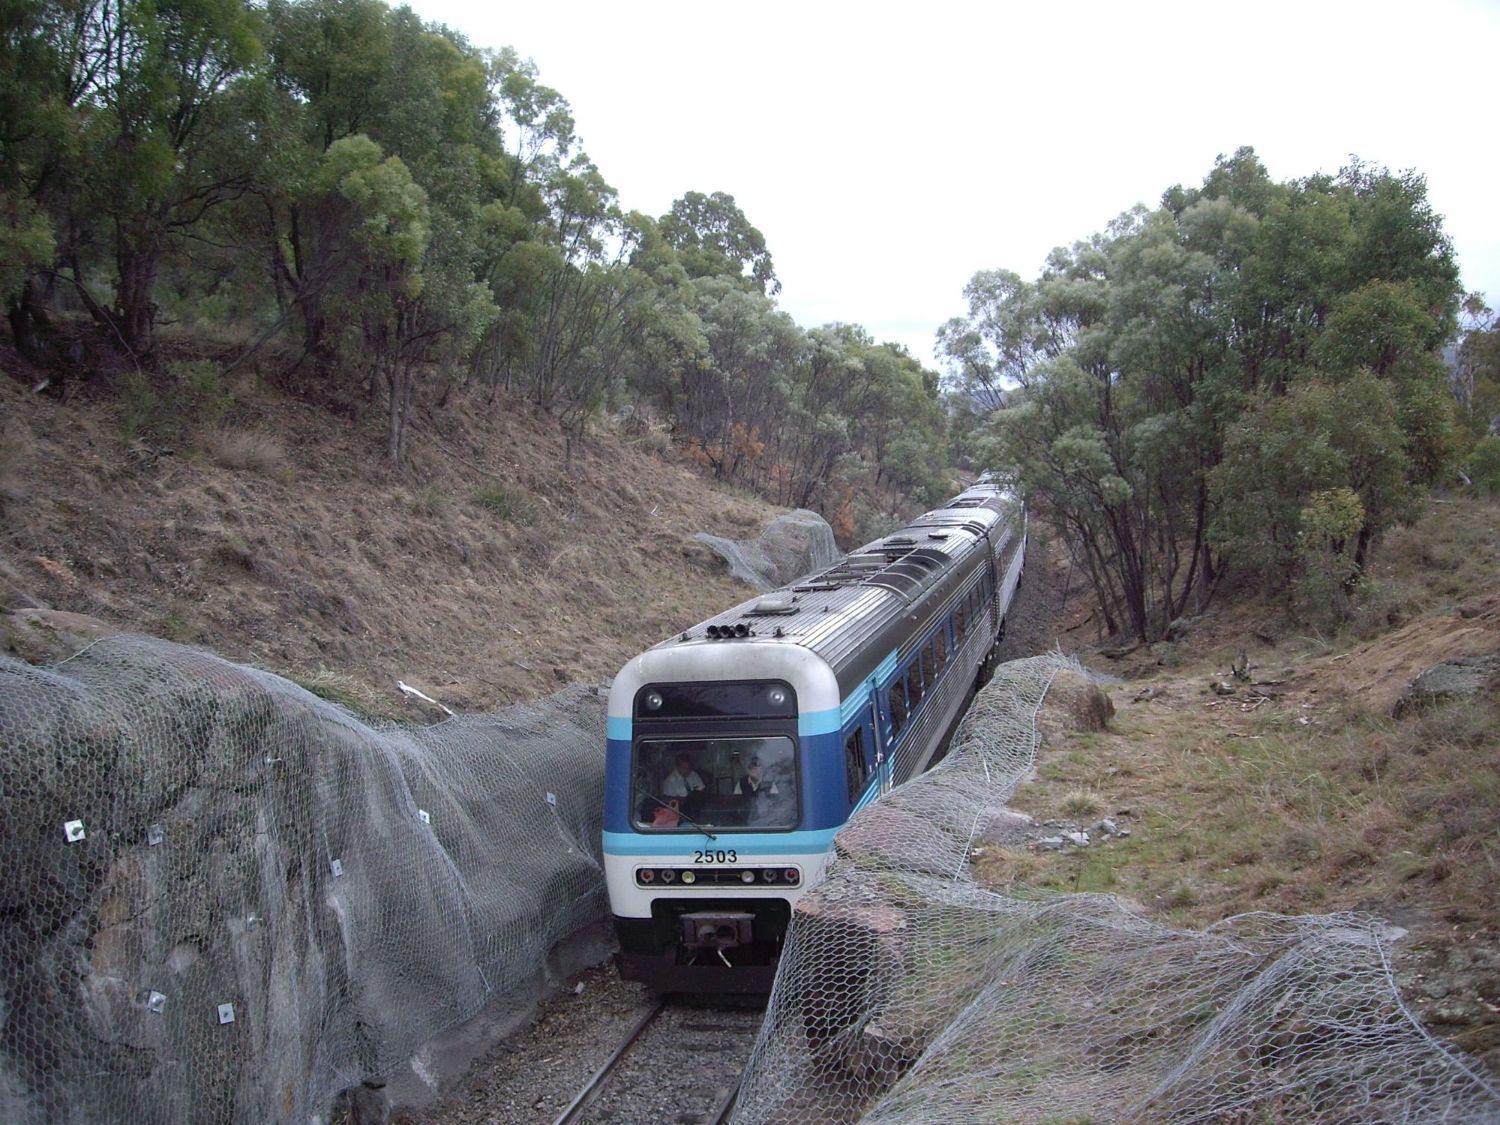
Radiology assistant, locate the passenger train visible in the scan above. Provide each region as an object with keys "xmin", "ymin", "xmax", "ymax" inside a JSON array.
[{"xmin": 602, "ymin": 477, "xmax": 1026, "ymax": 992}]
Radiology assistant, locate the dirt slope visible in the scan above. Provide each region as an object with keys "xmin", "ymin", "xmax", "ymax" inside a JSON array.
[{"xmin": 0, "ymin": 367, "xmax": 784, "ymax": 714}]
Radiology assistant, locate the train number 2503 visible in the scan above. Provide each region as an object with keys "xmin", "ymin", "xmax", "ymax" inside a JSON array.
[{"xmin": 693, "ymin": 849, "xmax": 737, "ymax": 864}]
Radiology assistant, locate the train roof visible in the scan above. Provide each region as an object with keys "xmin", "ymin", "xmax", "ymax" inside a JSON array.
[{"xmin": 640, "ymin": 480, "xmax": 1022, "ymax": 692}]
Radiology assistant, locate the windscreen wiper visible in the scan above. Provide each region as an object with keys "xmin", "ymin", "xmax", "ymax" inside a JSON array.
[{"xmin": 641, "ymin": 791, "xmax": 718, "ymax": 841}]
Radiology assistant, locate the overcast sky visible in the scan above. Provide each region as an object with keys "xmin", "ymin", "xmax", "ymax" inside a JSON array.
[{"xmin": 408, "ymin": 0, "xmax": 1500, "ymax": 370}]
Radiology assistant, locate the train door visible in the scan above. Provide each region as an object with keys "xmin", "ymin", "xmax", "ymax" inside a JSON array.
[{"xmin": 869, "ymin": 696, "xmax": 891, "ymax": 796}]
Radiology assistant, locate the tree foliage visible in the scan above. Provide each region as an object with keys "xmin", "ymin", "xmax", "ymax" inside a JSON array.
[
  {"xmin": 946, "ymin": 148, "xmax": 1463, "ymax": 640},
  {"xmin": 2, "ymin": 0, "xmax": 946, "ymax": 534}
]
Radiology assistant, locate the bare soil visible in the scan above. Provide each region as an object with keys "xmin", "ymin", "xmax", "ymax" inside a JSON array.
[{"xmin": 0, "ymin": 363, "xmax": 783, "ymax": 714}]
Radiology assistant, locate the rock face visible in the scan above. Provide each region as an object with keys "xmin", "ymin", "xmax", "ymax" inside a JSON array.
[
  {"xmin": 1393, "ymin": 652, "xmax": 1500, "ymax": 717},
  {"xmin": 0, "ymin": 637, "xmax": 607, "ymax": 1123},
  {"xmin": 693, "ymin": 509, "xmax": 841, "ymax": 593}
]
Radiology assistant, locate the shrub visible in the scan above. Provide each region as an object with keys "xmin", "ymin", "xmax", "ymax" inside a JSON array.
[
  {"xmin": 203, "ymin": 429, "xmax": 286, "ymax": 473},
  {"xmin": 120, "ymin": 360, "xmax": 235, "ymax": 443},
  {"xmin": 473, "ymin": 482, "xmax": 534, "ymax": 524},
  {"xmin": 1294, "ymin": 487, "xmax": 1365, "ymax": 625},
  {"xmin": 1470, "ymin": 435, "xmax": 1500, "ymax": 496}
]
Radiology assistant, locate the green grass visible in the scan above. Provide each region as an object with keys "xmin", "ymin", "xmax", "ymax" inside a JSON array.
[
  {"xmin": 159, "ymin": 610, "xmax": 196, "ymax": 643},
  {"xmin": 473, "ymin": 482, "xmax": 535, "ymax": 524}
]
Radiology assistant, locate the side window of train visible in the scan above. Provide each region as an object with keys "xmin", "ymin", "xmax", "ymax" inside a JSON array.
[
  {"xmin": 922, "ymin": 643, "xmax": 936, "ymax": 687},
  {"xmin": 955, "ymin": 601, "xmax": 967, "ymax": 640},
  {"xmin": 889, "ymin": 680, "xmax": 907, "ymax": 735},
  {"xmin": 934, "ymin": 629, "xmax": 946, "ymax": 669},
  {"xmin": 906, "ymin": 660, "xmax": 923, "ymax": 709},
  {"xmin": 844, "ymin": 727, "xmax": 868, "ymax": 803}
]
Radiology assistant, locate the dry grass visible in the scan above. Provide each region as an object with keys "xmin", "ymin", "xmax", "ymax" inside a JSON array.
[
  {"xmin": 1005, "ymin": 684, "xmax": 1500, "ymax": 933},
  {"xmin": 283, "ymin": 666, "xmax": 404, "ymax": 720},
  {"xmin": 1353, "ymin": 495, "xmax": 1500, "ymax": 633},
  {"xmin": 203, "ymin": 428, "xmax": 286, "ymax": 473},
  {"xmin": 0, "ymin": 370, "xmax": 783, "ymax": 711},
  {"xmin": 980, "ymin": 493, "xmax": 1500, "ymax": 1082},
  {"xmin": 983, "ymin": 490, "xmax": 1500, "ymax": 1077},
  {"xmin": 0, "ymin": 418, "xmax": 27, "ymax": 510}
]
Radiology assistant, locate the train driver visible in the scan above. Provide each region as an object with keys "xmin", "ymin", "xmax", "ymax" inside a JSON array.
[{"xmin": 661, "ymin": 753, "xmax": 706, "ymax": 799}]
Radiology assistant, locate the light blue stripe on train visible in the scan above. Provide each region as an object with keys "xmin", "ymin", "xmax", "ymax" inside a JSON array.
[{"xmin": 603, "ymin": 827, "xmax": 840, "ymax": 856}]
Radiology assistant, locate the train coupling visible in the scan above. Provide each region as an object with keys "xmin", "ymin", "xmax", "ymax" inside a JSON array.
[{"xmin": 680, "ymin": 910, "xmax": 754, "ymax": 951}]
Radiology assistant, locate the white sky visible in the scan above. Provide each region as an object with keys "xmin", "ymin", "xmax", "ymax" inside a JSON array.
[{"xmin": 408, "ymin": 0, "xmax": 1500, "ymax": 370}]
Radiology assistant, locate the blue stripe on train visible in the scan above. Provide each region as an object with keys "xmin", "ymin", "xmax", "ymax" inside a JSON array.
[
  {"xmin": 838, "ymin": 688, "xmax": 868, "ymax": 729},
  {"xmin": 614, "ymin": 709, "xmax": 853, "ymax": 738},
  {"xmin": 603, "ymin": 827, "xmax": 840, "ymax": 856},
  {"xmin": 797, "ymin": 708, "xmax": 840, "ymax": 736}
]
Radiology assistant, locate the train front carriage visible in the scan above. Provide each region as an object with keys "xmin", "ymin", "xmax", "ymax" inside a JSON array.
[
  {"xmin": 603, "ymin": 642, "xmax": 852, "ymax": 993},
  {"xmin": 603, "ymin": 477, "xmax": 1025, "ymax": 993}
]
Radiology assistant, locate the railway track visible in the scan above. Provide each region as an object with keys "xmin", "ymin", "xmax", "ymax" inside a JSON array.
[{"xmin": 551, "ymin": 999, "xmax": 757, "ymax": 1125}]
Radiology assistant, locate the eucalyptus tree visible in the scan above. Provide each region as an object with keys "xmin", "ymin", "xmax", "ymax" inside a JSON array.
[
  {"xmin": 676, "ymin": 278, "xmax": 805, "ymax": 482},
  {"xmin": 659, "ymin": 190, "xmax": 779, "ymax": 296},
  {"xmin": 259, "ymin": 0, "xmax": 499, "ymax": 389},
  {"xmin": 1, "ymin": 0, "xmax": 264, "ymax": 359},
  {"xmin": 72, "ymin": 0, "xmax": 263, "ymax": 355},
  {"xmin": 953, "ymin": 149, "xmax": 1464, "ymax": 640},
  {"xmin": 1454, "ymin": 294, "xmax": 1500, "ymax": 439},
  {"xmin": 1, "ymin": 0, "xmax": 69, "ymax": 357}
]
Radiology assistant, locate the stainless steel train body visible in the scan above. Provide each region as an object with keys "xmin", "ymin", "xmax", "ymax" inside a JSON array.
[{"xmin": 602, "ymin": 479, "xmax": 1026, "ymax": 992}]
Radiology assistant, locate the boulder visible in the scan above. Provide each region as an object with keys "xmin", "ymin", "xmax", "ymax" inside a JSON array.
[
  {"xmin": 1033, "ymin": 669, "xmax": 1114, "ymax": 746},
  {"xmin": 1392, "ymin": 652, "xmax": 1500, "ymax": 718}
]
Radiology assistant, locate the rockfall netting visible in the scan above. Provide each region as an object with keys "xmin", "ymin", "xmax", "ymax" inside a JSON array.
[
  {"xmin": 0, "ymin": 635, "xmax": 607, "ymax": 1123},
  {"xmin": 694, "ymin": 509, "xmax": 842, "ymax": 593},
  {"xmin": 733, "ymin": 653, "xmax": 1500, "ymax": 1123}
]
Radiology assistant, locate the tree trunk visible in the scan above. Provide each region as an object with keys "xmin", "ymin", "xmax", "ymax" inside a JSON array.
[
  {"xmin": 114, "ymin": 232, "xmax": 162, "ymax": 358},
  {"xmin": 7, "ymin": 278, "xmax": 50, "ymax": 364}
]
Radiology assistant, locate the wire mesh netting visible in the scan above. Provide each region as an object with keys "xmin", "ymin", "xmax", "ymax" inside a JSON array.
[
  {"xmin": 733, "ymin": 653, "xmax": 1500, "ymax": 1124},
  {"xmin": 0, "ymin": 635, "xmax": 607, "ymax": 1123}
]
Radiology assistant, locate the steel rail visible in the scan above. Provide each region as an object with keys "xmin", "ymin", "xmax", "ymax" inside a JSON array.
[
  {"xmin": 705, "ymin": 1076, "xmax": 742, "ymax": 1125},
  {"xmin": 551, "ymin": 999, "xmax": 666, "ymax": 1125}
]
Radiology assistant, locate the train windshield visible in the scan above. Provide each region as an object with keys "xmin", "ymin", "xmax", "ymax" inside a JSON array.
[{"xmin": 632, "ymin": 736, "xmax": 798, "ymax": 832}]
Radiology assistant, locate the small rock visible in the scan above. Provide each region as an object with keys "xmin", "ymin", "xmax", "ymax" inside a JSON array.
[
  {"xmin": 1131, "ymin": 687, "xmax": 1158, "ymax": 704},
  {"xmin": 1036, "ymin": 836, "xmax": 1066, "ymax": 851},
  {"xmin": 1392, "ymin": 653, "xmax": 1500, "ymax": 718},
  {"xmin": 1063, "ymin": 830, "xmax": 1090, "ymax": 847},
  {"xmin": 1091, "ymin": 818, "xmax": 1118, "ymax": 837},
  {"xmin": 1211, "ymin": 680, "xmax": 1236, "ymax": 696},
  {"xmin": 1116, "ymin": 828, "xmax": 1132, "ymax": 837}
]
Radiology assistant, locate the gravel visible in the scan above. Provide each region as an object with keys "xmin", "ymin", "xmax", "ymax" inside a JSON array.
[
  {"xmin": 578, "ymin": 1002, "xmax": 763, "ymax": 1124},
  {"xmin": 397, "ymin": 965, "xmax": 764, "ymax": 1125},
  {"xmin": 396, "ymin": 965, "xmax": 651, "ymax": 1124}
]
